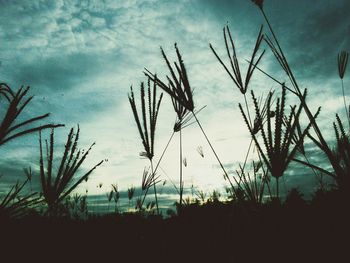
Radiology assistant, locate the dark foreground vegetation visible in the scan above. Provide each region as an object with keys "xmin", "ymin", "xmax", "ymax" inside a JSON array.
[
  {"xmin": 1, "ymin": 189, "xmax": 349, "ymax": 262},
  {"xmin": 1, "ymin": 1, "xmax": 350, "ymax": 261}
]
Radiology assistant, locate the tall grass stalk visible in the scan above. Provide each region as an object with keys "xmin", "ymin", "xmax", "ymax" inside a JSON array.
[
  {"xmin": 210, "ymin": 25, "xmax": 265, "ymax": 163},
  {"xmin": 0, "ymin": 84, "xmax": 64, "ymax": 145},
  {"xmin": 140, "ymin": 166, "xmax": 161, "ymax": 212},
  {"xmin": 173, "ymin": 107, "xmax": 206, "ymax": 207},
  {"xmin": 138, "ymin": 131, "xmax": 175, "ymax": 210},
  {"xmin": 127, "ymin": 186, "xmax": 135, "ymax": 211},
  {"xmin": 283, "ymin": 109, "xmax": 325, "ymax": 187},
  {"xmin": 295, "ymin": 115, "xmax": 350, "ymax": 192},
  {"xmin": 149, "ymin": 160, "xmax": 159, "ymax": 213},
  {"xmin": 338, "ymin": 51, "xmax": 349, "ymax": 126},
  {"xmin": 244, "ymin": 61, "xmax": 325, "ymax": 187},
  {"xmin": 128, "ymin": 79, "xmax": 163, "ymax": 213},
  {"xmin": 0, "ymin": 83, "xmax": 63, "ymax": 218},
  {"xmin": 252, "ymin": 0, "xmax": 346, "ymax": 189},
  {"xmin": 23, "ymin": 167, "xmax": 33, "ymax": 193},
  {"xmin": 191, "ymin": 111, "xmax": 236, "ymax": 190},
  {"xmin": 179, "ymin": 129, "xmax": 183, "ymax": 206},
  {"xmin": 145, "ymin": 44, "xmax": 241, "ymax": 195},
  {"xmin": 111, "ymin": 183, "xmax": 120, "ymax": 213},
  {"xmin": 235, "ymin": 160, "xmax": 269, "ymax": 204},
  {"xmin": 0, "ymin": 179, "xmax": 41, "ymax": 219},
  {"xmin": 39, "ymin": 127, "xmax": 103, "ymax": 215},
  {"xmin": 210, "ymin": 24, "xmax": 268, "ymax": 198},
  {"xmin": 240, "ymin": 87, "xmax": 318, "ymax": 198}
]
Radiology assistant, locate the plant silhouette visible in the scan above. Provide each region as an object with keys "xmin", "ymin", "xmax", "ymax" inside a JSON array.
[
  {"xmin": 38, "ymin": 127, "xmax": 103, "ymax": 215},
  {"xmin": 0, "ymin": 83, "xmax": 63, "ymax": 218},
  {"xmin": 128, "ymin": 79, "xmax": 163, "ymax": 213},
  {"xmin": 145, "ymin": 46, "xmax": 207, "ymax": 207},
  {"xmin": 145, "ymin": 43, "xmax": 239, "ymax": 196},
  {"xmin": 240, "ymin": 87, "xmax": 319, "ymax": 198}
]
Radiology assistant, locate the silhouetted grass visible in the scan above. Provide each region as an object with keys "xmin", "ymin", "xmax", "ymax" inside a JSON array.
[
  {"xmin": 252, "ymin": 0, "xmax": 349, "ymax": 193},
  {"xmin": 128, "ymin": 79, "xmax": 163, "ymax": 213},
  {"xmin": 210, "ymin": 24, "xmax": 269, "ymax": 199},
  {"xmin": 145, "ymin": 44, "xmax": 239, "ymax": 196},
  {"xmin": 1, "ymin": 2, "xmax": 350, "ymax": 261},
  {"xmin": 38, "ymin": 127, "xmax": 103, "ymax": 215},
  {"xmin": 338, "ymin": 51, "xmax": 349, "ymax": 125},
  {"xmin": 0, "ymin": 84, "xmax": 64, "ymax": 145},
  {"xmin": 0, "ymin": 83, "xmax": 63, "ymax": 219},
  {"xmin": 145, "ymin": 46, "xmax": 207, "ymax": 208},
  {"xmin": 240, "ymin": 87, "xmax": 319, "ymax": 199},
  {"xmin": 0, "ymin": 179, "xmax": 40, "ymax": 219}
]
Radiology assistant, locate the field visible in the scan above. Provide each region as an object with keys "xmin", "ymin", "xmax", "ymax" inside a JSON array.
[{"xmin": 0, "ymin": 1, "xmax": 349, "ymax": 261}]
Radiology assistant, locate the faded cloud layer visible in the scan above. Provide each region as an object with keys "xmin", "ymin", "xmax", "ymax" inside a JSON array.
[{"xmin": 0, "ymin": 0, "xmax": 349, "ymax": 202}]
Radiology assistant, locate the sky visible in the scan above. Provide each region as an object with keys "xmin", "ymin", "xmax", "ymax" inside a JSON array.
[{"xmin": 0, "ymin": 0, "xmax": 349, "ymax": 211}]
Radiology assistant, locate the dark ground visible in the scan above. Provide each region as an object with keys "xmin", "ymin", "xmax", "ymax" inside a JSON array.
[{"xmin": 1, "ymin": 190, "xmax": 349, "ymax": 262}]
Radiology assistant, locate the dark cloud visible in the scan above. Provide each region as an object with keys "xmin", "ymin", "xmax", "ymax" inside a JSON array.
[
  {"xmin": 280, "ymin": 0, "xmax": 350, "ymax": 80},
  {"xmin": 0, "ymin": 51, "xmax": 121, "ymax": 127},
  {"xmin": 242, "ymin": 0, "xmax": 350, "ymax": 84},
  {"xmin": 199, "ymin": 0, "xmax": 350, "ymax": 82},
  {"xmin": 3, "ymin": 53, "xmax": 111, "ymax": 89},
  {"xmin": 0, "ymin": 158, "xmax": 36, "ymax": 194},
  {"xmin": 0, "ymin": 0, "xmax": 347, "ymax": 207}
]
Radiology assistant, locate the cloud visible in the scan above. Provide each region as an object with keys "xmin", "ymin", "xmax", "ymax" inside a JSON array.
[
  {"xmin": 263, "ymin": 0, "xmax": 350, "ymax": 81},
  {"xmin": 0, "ymin": 0, "xmax": 347, "ymax": 208}
]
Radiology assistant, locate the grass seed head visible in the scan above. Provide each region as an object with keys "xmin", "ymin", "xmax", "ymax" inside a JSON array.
[
  {"xmin": 338, "ymin": 50, "xmax": 349, "ymax": 79},
  {"xmin": 252, "ymin": 0, "xmax": 264, "ymax": 9}
]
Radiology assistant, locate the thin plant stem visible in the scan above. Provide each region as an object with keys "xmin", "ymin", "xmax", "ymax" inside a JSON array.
[
  {"xmin": 261, "ymin": 166, "xmax": 272, "ymax": 201},
  {"xmin": 302, "ymin": 152, "xmax": 324, "ymax": 189},
  {"xmin": 260, "ymin": 7, "xmax": 344, "ymax": 179},
  {"xmin": 150, "ymin": 160, "xmax": 159, "ymax": 214},
  {"xmin": 243, "ymin": 93, "xmax": 252, "ymax": 127},
  {"xmin": 140, "ymin": 131, "xmax": 175, "ymax": 209},
  {"xmin": 303, "ymin": 153, "xmax": 319, "ymax": 179},
  {"xmin": 241, "ymin": 92, "xmax": 254, "ymax": 171},
  {"xmin": 341, "ymin": 79, "xmax": 349, "ymax": 125},
  {"xmin": 179, "ymin": 129, "xmax": 183, "ymax": 207},
  {"xmin": 153, "ymin": 131, "xmax": 175, "ymax": 176},
  {"xmin": 256, "ymin": 147, "xmax": 271, "ymax": 201},
  {"xmin": 158, "ymin": 165, "xmax": 180, "ymax": 194},
  {"xmin": 192, "ymin": 111, "xmax": 238, "ymax": 191},
  {"xmin": 245, "ymin": 59, "xmax": 298, "ymax": 96},
  {"xmin": 242, "ymin": 138, "xmax": 253, "ymax": 171}
]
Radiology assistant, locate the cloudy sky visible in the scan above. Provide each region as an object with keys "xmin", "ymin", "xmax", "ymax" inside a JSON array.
[{"xmin": 0, "ymin": 0, "xmax": 349, "ymax": 209}]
